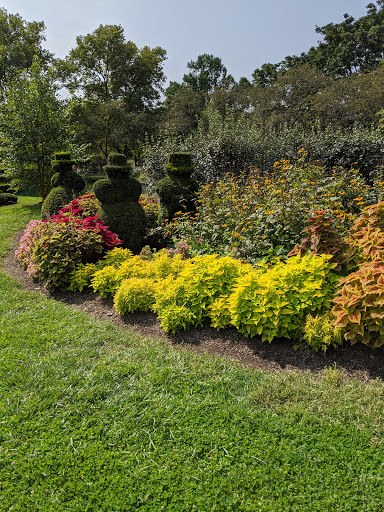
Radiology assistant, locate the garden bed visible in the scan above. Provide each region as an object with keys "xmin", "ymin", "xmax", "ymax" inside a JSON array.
[{"xmin": 5, "ymin": 231, "xmax": 384, "ymax": 382}]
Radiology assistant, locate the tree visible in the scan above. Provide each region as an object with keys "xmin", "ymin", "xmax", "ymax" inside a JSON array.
[
  {"xmin": 0, "ymin": 60, "xmax": 69, "ymax": 200},
  {"xmin": 61, "ymin": 24, "xmax": 166, "ymax": 158},
  {"xmin": 0, "ymin": 8, "xmax": 50, "ymax": 93},
  {"xmin": 183, "ymin": 54, "xmax": 228, "ymax": 94}
]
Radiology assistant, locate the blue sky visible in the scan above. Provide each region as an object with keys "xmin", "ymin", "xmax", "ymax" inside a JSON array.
[{"xmin": 1, "ymin": 0, "xmax": 370, "ymax": 86}]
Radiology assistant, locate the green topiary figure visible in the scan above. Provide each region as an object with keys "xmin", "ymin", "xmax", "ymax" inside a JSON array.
[
  {"xmin": 93, "ymin": 153, "xmax": 146, "ymax": 253},
  {"xmin": 155, "ymin": 152, "xmax": 198, "ymax": 223},
  {"xmin": 41, "ymin": 152, "xmax": 85, "ymax": 220}
]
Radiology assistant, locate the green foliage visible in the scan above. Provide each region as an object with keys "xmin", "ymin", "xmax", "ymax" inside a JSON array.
[
  {"xmin": 41, "ymin": 152, "xmax": 85, "ymax": 219},
  {"xmin": 165, "ymin": 160, "xmax": 375, "ymax": 263},
  {"xmin": 156, "ymin": 152, "xmax": 197, "ymax": 223},
  {"xmin": 68, "ymin": 247, "xmax": 133, "ymax": 292},
  {"xmin": 0, "ymin": 7, "xmax": 49, "ymax": 91},
  {"xmin": 219, "ymin": 254, "xmax": 338, "ymax": 342},
  {"xmin": 93, "ymin": 153, "xmax": 146, "ymax": 252},
  {"xmin": 60, "ymin": 24, "xmax": 166, "ymax": 158},
  {"xmin": 165, "ymin": 152, "xmax": 194, "ymax": 176},
  {"xmin": 114, "ymin": 277, "xmax": 157, "ymax": 314},
  {"xmin": 144, "ymin": 112, "xmax": 384, "ymax": 185},
  {"xmin": 108, "ymin": 152, "xmax": 130, "ymax": 167},
  {"xmin": 0, "ymin": 192, "xmax": 17, "ymax": 205},
  {"xmin": 0, "ymin": 59, "xmax": 69, "ymax": 200},
  {"xmin": 88, "ymin": 250, "xmax": 186, "ymax": 298},
  {"xmin": 301, "ymin": 312, "xmax": 344, "ymax": 352},
  {"xmin": 41, "ymin": 186, "xmax": 72, "ymax": 220},
  {"xmin": 153, "ymin": 255, "xmax": 251, "ymax": 333}
]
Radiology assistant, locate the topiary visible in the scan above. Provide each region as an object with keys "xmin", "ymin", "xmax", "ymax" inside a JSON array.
[
  {"xmin": 0, "ymin": 192, "xmax": 17, "ymax": 205},
  {"xmin": 41, "ymin": 152, "xmax": 85, "ymax": 219},
  {"xmin": 93, "ymin": 153, "xmax": 146, "ymax": 253},
  {"xmin": 156, "ymin": 152, "xmax": 197, "ymax": 223}
]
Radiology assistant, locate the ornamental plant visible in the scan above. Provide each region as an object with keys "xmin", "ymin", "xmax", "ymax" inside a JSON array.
[
  {"xmin": 344, "ymin": 201, "xmax": 384, "ymax": 269},
  {"xmin": 163, "ymin": 160, "xmax": 376, "ymax": 263},
  {"xmin": 210, "ymin": 254, "xmax": 338, "ymax": 342},
  {"xmin": 93, "ymin": 153, "xmax": 146, "ymax": 252},
  {"xmin": 301, "ymin": 312, "xmax": 344, "ymax": 352},
  {"xmin": 114, "ymin": 277, "xmax": 157, "ymax": 314},
  {"xmin": 287, "ymin": 209, "xmax": 348, "ymax": 271},
  {"xmin": 153, "ymin": 255, "xmax": 252, "ymax": 333},
  {"xmin": 16, "ymin": 214, "xmax": 122, "ymax": 290},
  {"xmin": 41, "ymin": 152, "xmax": 85, "ymax": 220},
  {"xmin": 138, "ymin": 195, "xmax": 160, "ymax": 230},
  {"xmin": 331, "ymin": 260, "xmax": 384, "ymax": 347}
]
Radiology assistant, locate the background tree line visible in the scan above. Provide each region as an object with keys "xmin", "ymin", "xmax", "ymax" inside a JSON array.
[{"xmin": 1, "ymin": 1, "xmax": 384, "ymax": 198}]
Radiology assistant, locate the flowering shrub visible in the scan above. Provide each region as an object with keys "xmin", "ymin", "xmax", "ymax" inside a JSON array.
[
  {"xmin": 57, "ymin": 192, "xmax": 100, "ymax": 218},
  {"xmin": 16, "ymin": 207, "xmax": 122, "ymax": 289},
  {"xmin": 163, "ymin": 159, "xmax": 377, "ymax": 263}
]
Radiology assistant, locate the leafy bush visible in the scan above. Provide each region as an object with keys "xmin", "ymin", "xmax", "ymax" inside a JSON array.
[
  {"xmin": 68, "ymin": 247, "xmax": 133, "ymax": 292},
  {"xmin": 153, "ymin": 255, "xmax": 252, "ymax": 333},
  {"xmin": 164, "ymin": 160, "xmax": 376, "ymax": 263},
  {"xmin": 16, "ymin": 214, "xmax": 122, "ymax": 289},
  {"xmin": 212, "ymin": 254, "xmax": 338, "ymax": 342},
  {"xmin": 332, "ymin": 260, "xmax": 384, "ymax": 347},
  {"xmin": 301, "ymin": 312, "xmax": 344, "ymax": 352},
  {"xmin": 114, "ymin": 277, "xmax": 157, "ymax": 314},
  {"xmin": 0, "ymin": 192, "xmax": 17, "ymax": 205},
  {"xmin": 58, "ymin": 192, "xmax": 100, "ymax": 218},
  {"xmin": 330, "ymin": 200, "xmax": 384, "ymax": 347},
  {"xmin": 288, "ymin": 209, "xmax": 348, "ymax": 271},
  {"xmin": 143, "ymin": 111, "xmax": 384, "ymax": 185}
]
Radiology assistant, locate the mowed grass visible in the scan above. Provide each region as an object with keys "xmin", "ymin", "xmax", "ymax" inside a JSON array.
[{"xmin": 1, "ymin": 199, "xmax": 384, "ymax": 511}]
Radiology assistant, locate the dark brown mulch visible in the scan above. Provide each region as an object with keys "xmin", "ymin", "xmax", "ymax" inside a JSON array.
[{"xmin": 3, "ymin": 232, "xmax": 384, "ymax": 382}]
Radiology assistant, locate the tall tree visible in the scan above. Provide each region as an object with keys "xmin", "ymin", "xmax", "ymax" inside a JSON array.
[
  {"xmin": 0, "ymin": 60, "xmax": 69, "ymax": 200},
  {"xmin": 183, "ymin": 54, "xmax": 228, "ymax": 94},
  {"xmin": 0, "ymin": 8, "xmax": 50, "ymax": 93},
  {"xmin": 61, "ymin": 24, "xmax": 166, "ymax": 158}
]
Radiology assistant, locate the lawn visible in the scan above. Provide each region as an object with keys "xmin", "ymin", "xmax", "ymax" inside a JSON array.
[{"xmin": 1, "ymin": 198, "xmax": 384, "ymax": 511}]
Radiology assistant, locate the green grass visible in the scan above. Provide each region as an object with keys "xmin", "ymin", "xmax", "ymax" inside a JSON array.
[{"xmin": 1, "ymin": 199, "xmax": 384, "ymax": 511}]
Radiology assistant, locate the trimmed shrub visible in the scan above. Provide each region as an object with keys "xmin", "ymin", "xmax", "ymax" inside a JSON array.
[
  {"xmin": 156, "ymin": 152, "xmax": 198, "ymax": 223},
  {"xmin": 41, "ymin": 152, "xmax": 85, "ymax": 219},
  {"xmin": 0, "ymin": 192, "xmax": 17, "ymax": 205},
  {"xmin": 93, "ymin": 153, "xmax": 146, "ymax": 253}
]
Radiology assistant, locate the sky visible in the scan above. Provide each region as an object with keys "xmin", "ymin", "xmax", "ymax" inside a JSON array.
[{"xmin": 1, "ymin": 0, "xmax": 371, "ymax": 86}]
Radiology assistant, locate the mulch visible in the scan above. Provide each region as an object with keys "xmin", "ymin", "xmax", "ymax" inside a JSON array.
[{"xmin": 3, "ymin": 231, "xmax": 384, "ymax": 382}]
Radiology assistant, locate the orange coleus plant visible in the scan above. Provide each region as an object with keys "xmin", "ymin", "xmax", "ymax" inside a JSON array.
[
  {"xmin": 331, "ymin": 259, "xmax": 384, "ymax": 347},
  {"xmin": 288, "ymin": 209, "xmax": 347, "ymax": 271},
  {"xmin": 345, "ymin": 201, "xmax": 384, "ymax": 268}
]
